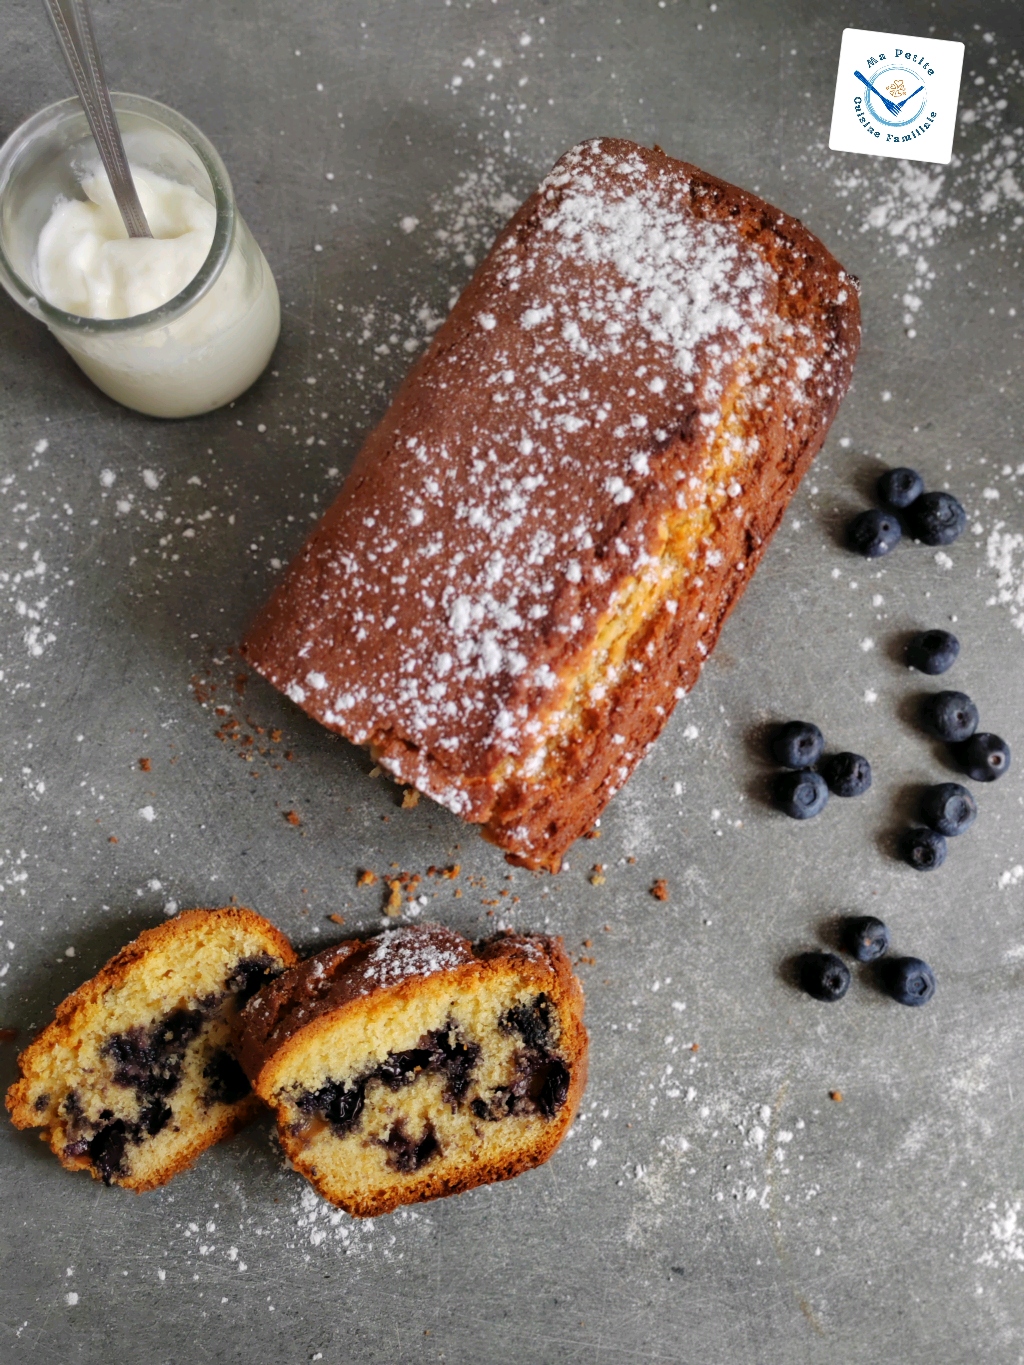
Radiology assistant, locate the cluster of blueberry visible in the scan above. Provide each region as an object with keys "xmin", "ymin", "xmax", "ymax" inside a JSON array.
[
  {"xmin": 900, "ymin": 639, "xmax": 1011, "ymax": 869},
  {"xmin": 770, "ymin": 721, "xmax": 871, "ymax": 819},
  {"xmin": 798, "ymin": 917, "xmax": 935, "ymax": 1008},
  {"xmin": 847, "ymin": 466, "xmax": 966, "ymax": 558}
]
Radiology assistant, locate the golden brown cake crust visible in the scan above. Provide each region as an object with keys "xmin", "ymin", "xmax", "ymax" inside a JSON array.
[
  {"xmin": 241, "ymin": 926, "xmax": 588, "ymax": 1217},
  {"xmin": 242, "ymin": 138, "xmax": 860, "ymax": 869},
  {"xmin": 6, "ymin": 907, "xmax": 297, "ymax": 1192}
]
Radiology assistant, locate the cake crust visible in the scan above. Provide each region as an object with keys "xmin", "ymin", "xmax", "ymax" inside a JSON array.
[
  {"xmin": 243, "ymin": 138, "xmax": 860, "ymax": 869},
  {"xmin": 6, "ymin": 907, "xmax": 297, "ymax": 1192},
  {"xmin": 241, "ymin": 926, "xmax": 588, "ymax": 1217}
]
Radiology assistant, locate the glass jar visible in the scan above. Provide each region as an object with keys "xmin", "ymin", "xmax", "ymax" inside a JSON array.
[{"xmin": 0, "ymin": 93, "xmax": 280, "ymax": 418}]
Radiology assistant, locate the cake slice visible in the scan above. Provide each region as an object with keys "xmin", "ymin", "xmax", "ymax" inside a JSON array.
[
  {"xmin": 238, "ymin": 925, "xmax": 587, "ymax": 1217},
  {"xmin": 242, "ymin": 137, "xmax": 860, "ymax": 870},
  {"xmin": 6, "ymin": 907, "xmax": 296, "ymax": 1191}
]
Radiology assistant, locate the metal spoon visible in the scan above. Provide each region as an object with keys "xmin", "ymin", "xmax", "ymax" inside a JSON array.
[{"xmin": 42, "ymin": 0, "xmax": 152, "ymax": 238}]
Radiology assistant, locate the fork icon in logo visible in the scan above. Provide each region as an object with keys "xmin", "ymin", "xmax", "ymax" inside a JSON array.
[
  {"xmin": 853, "ymin": 69, "xmax": 902, "ymax": 117},
  {"xmin": 854, "ymin": 68, "xmax": 926, "ymax": 121}
]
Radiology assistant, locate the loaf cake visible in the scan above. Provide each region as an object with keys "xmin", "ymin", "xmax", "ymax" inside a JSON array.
[
  {"xmin": 238, "ymin": 924, "xmax": 587, "ymax": 1217},
  {"xmin": 6, "ymin": 908, "xmax": 296, "ymax": 1191},
  {"xmin": 243, "ymin": 137, "xmax": 860, "ymax": 870}
]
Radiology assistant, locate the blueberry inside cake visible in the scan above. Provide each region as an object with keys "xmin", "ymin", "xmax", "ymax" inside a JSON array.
[
  {"xmin": 6, "ymin": 908, "xmax": 296, "ymax": 1191},
  {"xmin": 238, "ymin": 925, "xmax": 587, "ymax": 1217}
]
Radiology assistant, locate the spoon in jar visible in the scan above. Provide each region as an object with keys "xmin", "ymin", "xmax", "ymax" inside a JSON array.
[{"xmin": 41, "ymin": 0, "xmax": 152, "ymax": 237}]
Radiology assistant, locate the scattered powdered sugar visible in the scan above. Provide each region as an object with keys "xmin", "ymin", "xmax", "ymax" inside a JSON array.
[
  {"xmin": 0, "ymin": 443, "xmax": 77, "ymax": 688},
  {"xmin": 986, "ymin": 526, "xmax": 1024, "ymax": 637},
  {"xmin": 974, "ymin": 1200, "xmax": 1024, "ymax": 1272},
  {"xmin": 338, "ymin": 155, "xmax": 526, "ymax": 383},
  {"xmin": 622, "ymin": 1084, "xmax": 815, "ymax": 1248},
  {"xmin": 791, "ymin": 45, "xmax": 1023, "ymax": 340},
  {"xmin": 998, "ymin": 865, "xmax": 1024, "ymax": 891},
  {"xmin": 165, "ymin": 1172, "xmax": 429, "ymax": 1270},
  {"xmin": 291, "ymin": 1184, "xmax": 426, "ymax": 1252}
]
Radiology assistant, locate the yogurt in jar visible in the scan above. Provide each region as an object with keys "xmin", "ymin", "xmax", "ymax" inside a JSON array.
[
  {"xmin": 37, "ymin": 166, "xmax": 216, "ymax": 320},
  {"xmin": 31, "ymin": 156, "xmax": 279, "ymax": 418}
]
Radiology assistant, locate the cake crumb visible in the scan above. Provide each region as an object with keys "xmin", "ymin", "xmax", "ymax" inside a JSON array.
[
  {"xmin": 357, "ymin": 870, "xmax": 378, "ymax": 887},
  {"xmin": 385, "ymin": 880, "xmax": 403, "ymax": 916},
  {"xmin": 651, "ymin": 879, "xmax": 669, "ymax": 902},
  {"xmin": 829, "ymin": 1090, "xmax": 843, "ymax": 1103},
  {"xmin": 328, "ymin": 914, "xmax": 346, "ymax": 925},
  {"xmin": 590, "ymin": 865, "xmax": 606, "ymax": 886},
  {"xmin": 284, "ymin": 810, "xmax": 301, "ymax": 826},
  {"xmin": 138, "ymin": 757, "xmax": 151, "ymax": 772},
  {"xmin": 401, "ymin": 788, "xmax": 420, "ymax": 809}
]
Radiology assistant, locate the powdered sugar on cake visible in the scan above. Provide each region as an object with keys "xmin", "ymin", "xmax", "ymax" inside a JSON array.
[
  {"xmin": 360, "ymin": 925, "xmax": 470, "ymax": 988},
  {"xmin": 539, "ymin": 149, "xmax": 770, "ymax": 390}
]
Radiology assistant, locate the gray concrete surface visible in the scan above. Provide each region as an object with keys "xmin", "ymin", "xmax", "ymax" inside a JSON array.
[{"xmin": 1, "ymin": 1, "xmax": 1022, "ymax": 1361}]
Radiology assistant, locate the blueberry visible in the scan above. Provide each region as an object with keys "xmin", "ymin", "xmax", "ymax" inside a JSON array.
[
  {"xmin": 797, "ymin": 951, "xmax": 851, "ymax": 1002},
  {"xmin": 919, "ymin": 782, "xmax": 978, "ymax": 836},
  {"xmin": 921, "ymin": 690, "xmax": 979, "ymax": 743},
  {"xmin": 847, "ymin": 508, "xmax": 902, "ymax": 558},
  {"xmin": 883, "ymin": 956, "xmax": 936, "ymax": 1007},
  {"xmin": 906, "ymin": 629, "xmax": 960, "ymax": 675},
  {"xmin": 773, "ymin": 770, "xmax": 829, "ymax": 819},
  {"xmin": 770, "ymin": 720, "xmax": 824, "ymax": 769},
  {"xmin": 842, "ymin": 915, "xmax": 890, "ymax": 963},
  {"xmin": 876, "ymin": 466, "xmax": 924, "ymax": 510},
  {"xmin": 954, "ymin": 732, "xmax": 1011, "ymax": 783},
  {"xmin": 906, "ymin": 491, "xmax": 967, "ymax": 546},
  {"xmin": 899, "ymin": 826, "xmax": 947, "ymax": 871},
  {"xmin": 822, "ymin": 752, "xmax": 872, "ymax": 797}
]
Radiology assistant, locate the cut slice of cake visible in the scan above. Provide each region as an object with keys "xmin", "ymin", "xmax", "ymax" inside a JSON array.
[
  {"xmin": 238, "ymin": 924, "xmax": 588, "ymax": 1217},
  {"xmin": 6, "ymin": 907, "xmax": 296, "ymax": 1191},
  {"xmin": 242, "ymin": 137, "xmax": 860, "ymax": 871}
]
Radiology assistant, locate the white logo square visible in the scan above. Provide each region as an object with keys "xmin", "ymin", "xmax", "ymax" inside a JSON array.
[{"xmin": 828, "ymin": 28, "xmax": 965, "ymax": 165}]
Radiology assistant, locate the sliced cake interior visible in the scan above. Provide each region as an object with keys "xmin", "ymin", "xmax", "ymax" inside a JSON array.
[
  {"xmin": 6, "ymin": 907, "xmax": 296, "ymax": 1191},
  {"xmin": 240, "ymin": 927, "xmax": 587, "ymax": 1217}
]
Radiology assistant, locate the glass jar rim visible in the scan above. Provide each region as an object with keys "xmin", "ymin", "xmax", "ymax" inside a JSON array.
[{"xmin": 0, "ymin": 92, "xmax": 235, "ymax": 335}]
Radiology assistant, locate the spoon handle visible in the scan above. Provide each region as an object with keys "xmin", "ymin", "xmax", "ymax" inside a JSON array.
[{"xmin": 42, "ymin": 0, "xmax": 152, "ymax": 238}]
